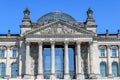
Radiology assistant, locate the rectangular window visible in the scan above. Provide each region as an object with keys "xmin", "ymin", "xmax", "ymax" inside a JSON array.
[
  {"xmin": 0, "ymin": 50, "xmax": 5, "ymax": 58},
  {"xmin": 12, "ymin": 50, "xmax": 17, "ymax": 58},
  {"xmin": 100, "ymin": 49, "xmax": 105, "ymax": 57},
  {"xmin": 112, "ymin": 49, "xmax": 116, "ymax": 57}
]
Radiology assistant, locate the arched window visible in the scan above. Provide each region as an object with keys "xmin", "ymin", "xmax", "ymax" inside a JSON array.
[
  {"xmin": 0, "ymin": 63, "xmax": 6, "ymax": 78},
  {"xmin": 112, "ymin": 62, "xmax": 118, "ymax": 77},
  {"xmin": 100, "ymin": 62, "xmax": 106, "ymax": 77},
  {"xmin": 11, "ymin": 63, "xmax": 18, "ymax": 78}
]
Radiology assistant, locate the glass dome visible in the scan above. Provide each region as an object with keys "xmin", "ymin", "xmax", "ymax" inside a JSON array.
[{"xmin": 37, "ymin": 12, "xmax": 76, "ymax": 25}]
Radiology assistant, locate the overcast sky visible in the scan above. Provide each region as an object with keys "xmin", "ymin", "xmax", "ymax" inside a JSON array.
[{"xmin": 0, "ymin": 0, "xmax": 120, "ymax": 34}]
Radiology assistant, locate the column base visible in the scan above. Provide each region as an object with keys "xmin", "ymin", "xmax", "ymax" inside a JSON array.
[
  {"xmin": 50, "ymin": 73, "xmax": 55, "ymax": 80},
  {"xmin": 24, "ymin": 74, "xmax": 34, "ymax": 79},
  {"xmin": 108, "ymin": 74, "xmax": 113, "ymax": 78},
  {"xmin": 17, "ymin": 75, "xmax": 22, "ymax": 79},
  {"xmin": 5, "ymin": 75, "xmax": 10, "ymax": 79},
  {"xmin": 89, "ymin": 73, "xmax": 97, "ymax": 79},
  {"xmin": 37, "ymin": 74, "xmax": 43, "ymax": 79},
  {"xmin": 76, "ymin": 73, "xmax": 84, "ymax": 79},
  {"xmin": 64, "ymin": 73, "xmax": 70, "ymax": 79}
]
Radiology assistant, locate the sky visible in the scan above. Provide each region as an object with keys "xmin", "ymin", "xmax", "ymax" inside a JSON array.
[{"xmin": 0, "ymin": 0, "xmax": 120, "ymax": 34}]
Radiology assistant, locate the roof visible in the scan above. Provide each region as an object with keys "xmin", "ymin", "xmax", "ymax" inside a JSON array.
[{"xmin": 37, "ymin": 12, "xmax": 77, "ymax": 25}]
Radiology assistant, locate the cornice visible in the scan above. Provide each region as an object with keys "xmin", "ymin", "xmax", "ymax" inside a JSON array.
[
  {"xmin": 0, "ymin": 38, "xmax": 19, "ymax": 42},
  {"xmin": 25, "ymin": 34, "xmax": 93, "ymax": 38},
  {"xmin": 25, "ymin": 20, "xmax": 95, "ymax": 36},
  {"xmin": 93, "ymin": 36, "xmax": 120, "ymax": 42}
]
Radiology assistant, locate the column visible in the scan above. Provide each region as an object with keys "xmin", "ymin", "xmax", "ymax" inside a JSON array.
[
  {"xmin": 89, "ymin": 42, "xmax": 94, "ymax": 77},
  {"xmin": 76, "ymin": 41, "xmax": 82, "ymax": 79},
  {"xmin": 118, "ymin": 45, "xmax": 120, "ymax": 76},
  {"xmin": 37, "ymin": 41, "xmax": 43, "ymax": 79},
  {"xmin": 87, "ymin": 46, "xmax": 90, "ymax": 75},
  {"xmin": 18, "ymin": 41, "xmax": 23, "ymax": 78},
  {"xmin": 6, "ymin": 46, "xmax": 10, "ymax": 78},
  {"xmin": 51, "ymin": 41, "xmax": 55, "ymax": 79},
  {"xmin": 24, "ymin": 42, "xmax": 31, "ymax": 78},
  {"xmin": 107, "ymin": 45, "xmax": 112, "ymax": 77},
  {"xmin": 64, "ymin": 41, "xmax": 69, "ymax": 79}
]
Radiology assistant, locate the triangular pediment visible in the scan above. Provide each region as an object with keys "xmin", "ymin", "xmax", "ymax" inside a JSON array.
[{"xmin": 25, "ymin": 20, "xmax": 94, "ymax": 36}]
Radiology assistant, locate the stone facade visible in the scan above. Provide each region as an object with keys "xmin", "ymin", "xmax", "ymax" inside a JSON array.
[{"xmin": 0, "ymin": 8, "xmax": 120, "ymax": 79}]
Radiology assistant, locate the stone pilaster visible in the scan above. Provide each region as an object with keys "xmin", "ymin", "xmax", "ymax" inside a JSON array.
[
  {"xmin": 51, "ymin": 41, "xmax": 55, "ymax": 79},
  {"xmin": 107, "ymin": 45, "xmax": 112, "ymax": 77},
  {"xmin": 6, "ymin": 46, "xmax": 10, "ymax": 78},
  {"xmin": 24, "ymin": 42, "xmax": 31, "ymax": 78},
  {"xmin": 118, "ymin": 45, "xmax": 120, "ymax": 76},
  {"xmin": 76, "ymin": 41, "xmax": 82, "ymax": 79},
  {"xmin": 87, "ymin": 46, "xmax": 90, "ymax": 75},
  {"xmin": 64, "ymin": 41, "xmax": 70, "ymax": 79},
  {"xmin": 37, "ymin": 41, "xmax": 43, "ymax": 79},
  {"xmin": 89, "ymin": 42, "xmax": 94, "ymax": 78}
]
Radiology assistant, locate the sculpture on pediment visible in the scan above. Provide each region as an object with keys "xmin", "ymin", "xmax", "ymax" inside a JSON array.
[{"xmin": 40, "ymin": 24, "xmax": 76, "ymax": 34}]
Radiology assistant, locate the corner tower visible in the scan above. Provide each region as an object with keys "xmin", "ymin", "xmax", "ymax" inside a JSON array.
[
  {"xmin": 20, "ymin": 8, "xmax": 32, "ymax": 36},
  {"xmin": 85, "ymin": 8, "xmax": 97, "ymax": 33}
]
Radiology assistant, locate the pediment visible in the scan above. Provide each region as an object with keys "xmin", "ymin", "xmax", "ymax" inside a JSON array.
[{"xmin": 25, "ymin": 20, "xmax": 94, "ymax": 36}]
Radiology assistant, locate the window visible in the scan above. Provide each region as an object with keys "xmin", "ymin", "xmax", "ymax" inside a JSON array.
[
  {"xmin": 112, "ymin": 62, "xmax": 118, "ymax": 77},
  {"xmin": 0, "ymin": 50, "xmax": 5, "ymax": 58},
  {"xmin": 43, "ymin": 46, "xmax": 51, "ymax": 79},
  {"xmin": 68, "ymin": 46, "xmax": 75, "ymax": 79},
  {"xmin": 0, "ymin": 63, "xmax": 6, "ymax": 78},
  {"xmin": 11, "ymin": 63, "xmax": 18, "ymax": 78},
  {"xmin": 100, "ymin": 62, "xmax": 106, "ymax": 77},
  {"xmin": 12, "ymin": 50, "xmax": 17, "ymax": 58},
  {"xmin": 100, "ymin": 49, "xmax": 105, "ymax": 57},
  {"xmin": 112, "ymin": 49, "xmax": 117, "ymax": 57},
  {"xmin": 55, "ymin": 46, "xmax": 64, "ymax": 79}
]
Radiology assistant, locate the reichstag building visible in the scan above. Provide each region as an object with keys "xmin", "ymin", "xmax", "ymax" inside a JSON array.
[{"xmin": 0, "ymin": 8, "xmax": 120, "ymax": 79}]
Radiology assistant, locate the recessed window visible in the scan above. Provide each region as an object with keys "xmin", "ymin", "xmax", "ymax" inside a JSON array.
[
  {"xmin": 12, "ymin": 50, "xmax": 17, "ymax": 58},
  {"xmin": 0, "ymin": 50, "xmax": 5, "ymax": 58},
  {"xmin": 100, "ymin": 62, "xmax": 107, "ymax": 77},
  {"xmin": 112, "ymin": 49, "xmax": 117, "ymax": 57},
  {"xmin": 100, "ymin": 49, "xmax": 105, "ymax": 57},
  {"xmin": 112, "ymin": 62, "xmax": 118, "ymax": 77}
]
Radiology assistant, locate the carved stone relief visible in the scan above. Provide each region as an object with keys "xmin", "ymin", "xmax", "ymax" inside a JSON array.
[{"xmin": 35, "ymin": 23, "xmax": 78, "ymax": 35}]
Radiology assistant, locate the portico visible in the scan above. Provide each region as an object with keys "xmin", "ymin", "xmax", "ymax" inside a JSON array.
[{"xmin": 24, "ymin": 37, "xmax": 93, "ymax": 79}]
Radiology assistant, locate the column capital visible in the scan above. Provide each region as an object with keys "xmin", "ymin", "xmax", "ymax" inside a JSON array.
[
  {"xmin": 64, "ymin": 41, "xmax": 69, "ymax": 44},
  {"xmin": 88, "ymin": 41, "xmax": 93, "ymax": 45},
  {"xmin": 76, "ymin": 41, "xmax": 81, "ymax": 45},
  {"xmin": 50, "ymin": 41, "xmax": 55, "ymax": 45},
  {"xmin": 106, "ymin": 45, "xmax": 111, "ymax": 48},
  {"xmin": 26, "ymin": 41, "xmax": 30, "ymax": 46},
  {"xmin": 38, "ymin": 41, "xmax": 43, "ymax": 45}
]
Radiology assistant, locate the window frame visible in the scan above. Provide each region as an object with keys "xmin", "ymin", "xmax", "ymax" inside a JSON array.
[
  {"xmin": 100, "ymin": 62, "xmax": 107, "ymax": 77},
  {"xmin": 112, "ymin": 62, "xmax": 118, "ymax": 77},
  {"xmin": 111, "ymin": 46, "xmax": 118, "ymax": 57},
  {"xmin": 0, "ymin": 50, "xmax": 5, "ymax": 58},
  {"xmin": 99, "ymin": 46, "xmax": 106, "ymax": 57},
  {"xmin": 12, "ymin": 49, "xmax": 18, "ymax": 58}
]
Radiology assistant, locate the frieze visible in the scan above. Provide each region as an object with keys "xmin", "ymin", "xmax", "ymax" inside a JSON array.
[
  {"xmin": 0, "ymin": 38, "xmax": 18, "ymax": 42},
  {"xmin": 26, "ymin": 34, "xmax": 93, "ymax": 38},
  {"xmin": 94, "ymin": 38, "xmax": 120, "ymax": 41}
]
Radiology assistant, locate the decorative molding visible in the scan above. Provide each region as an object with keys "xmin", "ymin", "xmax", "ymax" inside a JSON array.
[
  {"xmin": 50, "ymin": 41, "xmax": 55, "ymax": 45},
  {"xmin": 25, "ymin": 20, "xmax": 95, "ymax": 36},
  {"xmin": 25, "ymin": 41, "xmax": 30, "ymax": 46},
  {"xmin": 38, "ymin": 41, "xmax": 43, "ymax": 45}
]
